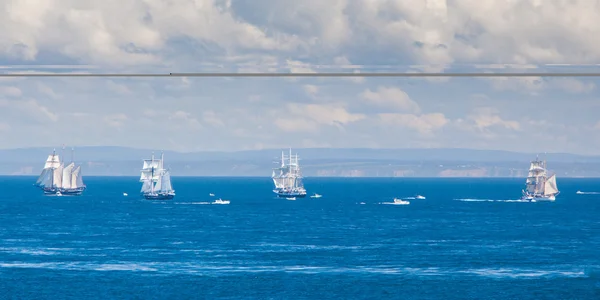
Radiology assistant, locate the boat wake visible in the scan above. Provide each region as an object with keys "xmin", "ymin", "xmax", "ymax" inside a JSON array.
[
  {"xmin": 380, "ymin": 202, "xmax": 410, "ymax": 205},
  {"xmin": 576, "ymin": 191, "xmax": 600, "ymax": 195},
  {"xmin": 454, "ymin": 198, "xmax": 528, "ymax": 203},
  {"xmin": 403, "ymin": 195, "xmax": 426, "ymax": 200},
  {"xmin": 172, "ymin": 202, "xmax": 212, "ymax": 205}
]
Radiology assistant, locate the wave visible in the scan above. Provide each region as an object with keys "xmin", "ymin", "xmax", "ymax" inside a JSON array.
[{"xmin": 0, "ymin": 261, "xmax": 589, "ymax": 279}]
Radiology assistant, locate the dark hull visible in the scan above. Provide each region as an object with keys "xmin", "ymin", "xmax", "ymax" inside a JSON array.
[
  {"xmin": 43, "ymin": 188, "xmax": 59, "ymax": 195},
  {"xmin": 275, "ymin": 192, "xmax": 307, "ymax": 198},
  {"xmin": 60, "ymin": 188, "xmax": 85, "ymax": 196},
  {"xmin": 41, "ymin": 187, "xmax": 86, "ymax": 196},
  {"xmin": 143, "ymin": 193, "xmax": 175, "ymax": 200}
]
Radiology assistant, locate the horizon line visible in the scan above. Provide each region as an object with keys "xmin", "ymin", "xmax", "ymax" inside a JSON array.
[
  {"xmin": 0, "ymin": 145, "xmax": 597, "ymax": 155},
  {"xmin": 4, "ymin": 174, "xmax": 600, "ymax": 179},
  {"xmin": 0, "ymin": 145, "xmax": 597, "ymax": 156}
]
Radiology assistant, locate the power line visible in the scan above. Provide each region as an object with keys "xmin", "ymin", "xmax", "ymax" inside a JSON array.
[{"xmin": 0, "ymin": 72, "xmax": 599, "ymax": 77}]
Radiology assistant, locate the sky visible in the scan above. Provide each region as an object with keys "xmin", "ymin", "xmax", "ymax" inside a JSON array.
[{"xmin": 1, "ymin": 0, "xmax": 600, "ymax": 154}]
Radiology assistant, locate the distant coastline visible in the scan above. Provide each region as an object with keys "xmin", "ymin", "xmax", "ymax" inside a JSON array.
[
  {"xmin": 3, "ymin": 146, "xmax": 600, "ymax": 177},
  {"xmin": 0, "ymin": 147, "xmax": 600, "ymax": 178}
]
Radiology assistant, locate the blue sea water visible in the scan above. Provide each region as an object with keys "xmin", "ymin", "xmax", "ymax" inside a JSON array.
[{"xmin": 0, "ymin": 176, "xmax": 599, "ymax": 299}]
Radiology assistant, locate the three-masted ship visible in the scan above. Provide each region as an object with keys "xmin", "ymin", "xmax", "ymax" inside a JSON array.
[
  {"xmin": 272, "ymin": 148, "xmax": 307, "ymax": 198},
  {"xmin": 521, "ymin": 156, "xmax": 559, "ymax": 202},
  {"xmin": 140, "ymin": 152, "xmax": 175, "ymax": 200},
  {"xmin": 34, "ymin": 148, "xmax": 86, "ymax": 196}
]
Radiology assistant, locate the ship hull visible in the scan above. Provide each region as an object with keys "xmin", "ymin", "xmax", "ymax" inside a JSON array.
[
  {"xmin": 59, "ymin": 188, "xmax": 86, "ymax": 196},
  {"xmin": 42, "ymin": 188, "xmax": 59, "ymax": 195},
  {"xmin": 273, "ymin": 190, "xmax": 307, "ymax": 198},
  {"xmin": 41, "ymin": 186, "xmax": 86, "ymax": 196},
  {"xmin": 522, "ymin": 193, "xmax": 557, "ymax": 202},
  {"xmin": 143, "ymin": 193, "xmax": 175, "ymax": 200}
]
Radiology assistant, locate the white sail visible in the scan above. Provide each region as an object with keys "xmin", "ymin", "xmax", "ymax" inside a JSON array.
[
  {"xmin": 271, "ymin": 149, "xmax": 306, "ymax": 193},
  {"xmin": 154, "ymin": 172, "xmax": 162, "ymax": 191},
  {"xmin": 140, "ymin": 152, "xmax": 173, "ymax": 195},
  {"xmin": 76, "ymin": 166, "xmax": 84, "ymax": 187},
  {"xmin": 140, "ymin": 170, "xmax": 159, "ymax": 182},
  {"xmin": 524, "ymin": 157, "xmax": 548, "ymax": 195},
  {"xmin": 142, "ymin": 159, "xmax": 161, "ymax": 170},
  {"xmin": 141, "ymin": 180, "xmax": 152, "ymax": 193},
  {"xmin": 41, "ymin": 170, "xmax": 53, "ymax": 187},
  {"xmin": 44, "ymin": 154, "xmax": 61, "ymax": 169},
  {"xmin": 36, "ymin": 168, "xmax": 50, "ymax": 186},
  {"xmin": 53, "ymin": 164, "xmax": 64, "ymax": 188},
  {"xmin": 140, "ymin": 156, "xmax": 161, "ymax": 182},
  {"xmin": 70, "ymin": 166, "xmax": 81, "ymax": 188},
  {"xmin": 544, "ymin": 174, "xmax": 559, "ymax": 195},
  {"xmin": 36, "ymin": 151, "xmax": 61, "ymax": 187},
  {"xmin": 160, "ymin": 171, "xmax": 172, "ymax": 192},
  {"xmin": 61, "ymin": 163, "xmax": 75, "ymax": 189}
]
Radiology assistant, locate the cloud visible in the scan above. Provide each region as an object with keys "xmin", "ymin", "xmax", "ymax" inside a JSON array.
[
  {"xmin": 275, "ymin": 103, "xmax": 365, "ymax": 133},
  {"xmin": 274, "ymin": 117, "xmax": 320, "ymax": 133},
  {"xmin": 0, "ymin": 86, "xmax": 22, "ymax": 97},
  {"xmin": 361, "ymin": 86, "xmax": 421, "ymax": 113},
  {"xmin": 202, "ymin": 110, "xmax": 225, "ymax": 127},
  {"xmin": 551, "ymin": 78, "xmax": 595, "ymax": 94},
  {"xmin": 458, "ymin": 107, "xmax": 521, "ymax": 133},
  {"xmin": 378, "ymin": 112, "xmax": 449, "ymax": 135},
  {"xmin": 487, "ymin": 77, "xmax": 595, "ymax": 95},
  {"xmin": 0, "ymin": 1, "xmax": 599, "ymax": 154}
]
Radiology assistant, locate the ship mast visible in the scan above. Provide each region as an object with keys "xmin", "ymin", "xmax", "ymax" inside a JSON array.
[
  {"xmin": 151, "ymin": 152, "xmax": 155, "ymax": 194},
  {"xmin": 50, "ymin": 148, "xmax": 56, "ymax": 188}
]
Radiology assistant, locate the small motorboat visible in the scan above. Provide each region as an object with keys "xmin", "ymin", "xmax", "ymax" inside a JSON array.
[
  {"xmin": 393, "ymin": 198, "xmax": 410, "ymax": 205},
  {"xmin": 213, "ymin": 198, "xmax": 230, "ymax": 204}
]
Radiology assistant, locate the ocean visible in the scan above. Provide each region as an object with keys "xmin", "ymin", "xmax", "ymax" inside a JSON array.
[{"xmin": 0, "ymin": 176, "xmax": 599, "ymax": 299}]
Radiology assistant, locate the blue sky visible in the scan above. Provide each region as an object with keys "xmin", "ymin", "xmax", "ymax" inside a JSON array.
[{"xmin": 1, "ymin": 0, "xmax": 600, "ymax": 154}]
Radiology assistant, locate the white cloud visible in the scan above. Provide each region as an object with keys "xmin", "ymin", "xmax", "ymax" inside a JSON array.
[
  {"xmin": 202, "ymin": 110, "xmax": 225, "ymax": 127},
  {"xmin": 459, "ymin": 107, "xmax": 521, "ymax": 132},
  {"xmin": 551, "ymin": 78, "xmax": 595, "ymax": 94},
  {"xmin": 487, "ymin": 77, "xmax": 595, "ymax": 95},
  {"xmin": 0, "ymin": 1, "xmax": 600, "ymax": 154},
  {"xmin": 378, "ymin": 112, "xmax": 448, "ymax": 135},
  {"xmin": 301, "ymin": 103, "xmax": 365, "ymax": 125},
  {"xmin": 274, "ymin": 117, "xmax": 320, "ymax": 133},
  {"xmin": 361, "ymin": 86, "xmax": 421, "ymax": 113},
  {"xmin": 0, "ymin": 86, "xmax": 22, "ymax": 97}
]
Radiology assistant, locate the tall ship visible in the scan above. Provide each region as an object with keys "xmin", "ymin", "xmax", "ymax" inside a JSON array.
[
  {"xmin": 521, "ymin": 155, "xmax": 559, "ymax": 202},
  {"xmin": 272, "ymin": 148, "xmax": 307, "ymax": 198},
  {"xmin": 34, "ymin": 148, "xmax": 86, "ymax": 196},
  {"xmin": 140, "ymin": 152, "xmax": 175, "ymax": 200}
]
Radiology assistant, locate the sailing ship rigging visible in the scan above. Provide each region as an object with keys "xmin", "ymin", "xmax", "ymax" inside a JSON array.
[
  {"xmin": 272, "ymin": 148, "xmax": 307, "ymax": 198},
  {"xmin": 140, "ymin": 152, "xmax": 175, "ymax": 200},
  {"xmin": 34, "ymin": 147, "xmax": 86, "ymax": 196},
  {"xmin": 521, "ymin": 155, "xmax": 559, "ymax": 202}
]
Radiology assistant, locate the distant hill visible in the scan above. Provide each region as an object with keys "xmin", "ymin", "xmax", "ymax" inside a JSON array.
[{"xmin": 2, "ymin": 146, "xmax": 600, "ymax": 177}]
